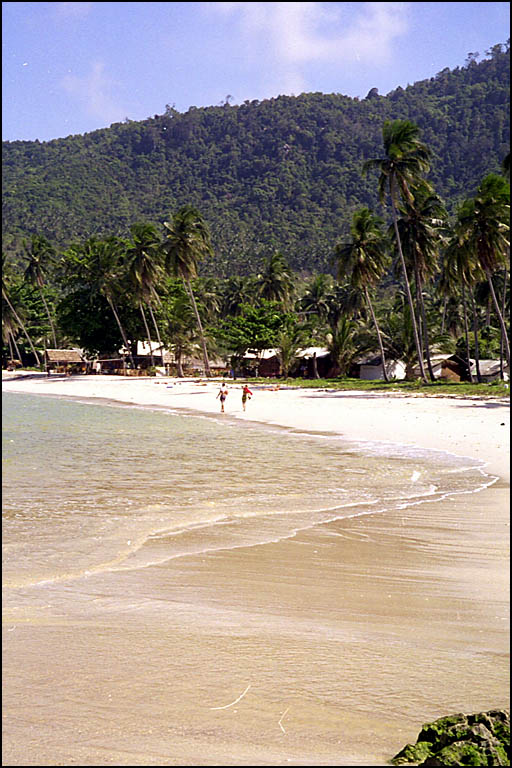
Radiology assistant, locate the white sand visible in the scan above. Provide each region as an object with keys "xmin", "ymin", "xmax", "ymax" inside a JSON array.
[{"xmin": 3, "ymin": 372, "xmax": 510, "ymax": 482}]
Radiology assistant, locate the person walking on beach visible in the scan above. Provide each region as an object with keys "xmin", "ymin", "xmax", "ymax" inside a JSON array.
[
  {"xmin": 217, "ymin": 382, "xmax": 228, "ymax": 413},
  {"xmin": 241, "ymin": 384, "xmax": 253, "ymax": 411}
]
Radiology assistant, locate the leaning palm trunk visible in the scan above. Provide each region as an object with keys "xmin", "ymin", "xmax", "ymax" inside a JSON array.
[
  {"xmin": 416, "ymin": 274, "xmax": 436, "ymax": 382},
  {"xmin": 499, "ymin": 270, "xmax": 508, "ymax": 379},
  {"xmin": 8, "ymin": 330, "xmax": 22, "ymax": 365},
  {"xmin": 184, "ymin": 279, "xmax": 211, "ymax": 377},
  {"xmin": 390, "ymin": 183, "xmax": 427, "ymax": 383},
  {"xmin": 2, "ymin": 288, "xmax": 41, "ymax": 368},
  {"xmin": 470, "ymin": 292, "xmax": 482, "ymax": 383},
  {"xmin": 461, "ymin": 282, "xmax": 474, "ymax": 383},
  {"xmin": 148, "ymin": 302, "xmax": 165, "ymax": 368},
  {"xmin": 38, "ymin": 288, "xmax": 58, "ymax": 348},
  {"xmin": 139, "ymin": 303, "xmax": 155, "ymax": 367},
  {"xmin": 364, "ymin": 286, "xmax": 390, "ymax": 383},
  {"xmin": 106, "ymin": 295, "xmax": 136, "ymax": 369},
  {"xmin": 483, "ymin": 268, "xmax": 510, "ymax": 367}
]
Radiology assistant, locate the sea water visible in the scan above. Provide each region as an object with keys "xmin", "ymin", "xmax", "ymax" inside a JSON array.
[{"xmin": 2, "ymin": 390, "xmax": 495, "ymax": 596}]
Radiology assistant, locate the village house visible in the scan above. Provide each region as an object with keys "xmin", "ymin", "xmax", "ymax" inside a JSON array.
[
  {"xmin": 351, "ymin": 354, "xmax": 407, "ymax": 381},
  {"xmin": 44, "ymin": 348, "xmax": 87, "ymax": 374}
]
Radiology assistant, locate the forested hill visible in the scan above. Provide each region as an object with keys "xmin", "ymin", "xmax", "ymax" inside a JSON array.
[{"xmin": 2, "ymin": 43, "xmax": 509, "ymax": 276}]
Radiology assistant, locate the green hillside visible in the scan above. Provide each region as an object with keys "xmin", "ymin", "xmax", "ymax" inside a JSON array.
[{"xmin": 2, "ymin": 43, "xmax": 509, "ymax": 276}]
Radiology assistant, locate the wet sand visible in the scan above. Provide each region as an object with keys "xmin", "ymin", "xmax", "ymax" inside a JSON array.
[{"xmin": 2, "ymin": 374, "xmax": 510, "ymax": 765}]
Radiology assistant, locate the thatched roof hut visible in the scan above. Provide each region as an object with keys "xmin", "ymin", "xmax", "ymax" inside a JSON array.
[{"xmin": 44, "ymin": 349, "xmax": 85, "ymax": 365}]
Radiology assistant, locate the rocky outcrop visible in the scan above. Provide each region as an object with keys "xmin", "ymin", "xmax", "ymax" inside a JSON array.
[{"xmin": 391, "ymin": 709, "xmax": 510, "ymax": 766}]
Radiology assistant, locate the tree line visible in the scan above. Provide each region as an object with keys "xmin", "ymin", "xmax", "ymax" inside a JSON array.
[{"xmin": 2, "ymin": 119, "xmax": 510, "ymax": 384}]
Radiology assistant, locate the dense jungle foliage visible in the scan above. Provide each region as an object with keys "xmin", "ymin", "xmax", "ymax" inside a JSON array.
[{"xmin": 2, "ymin": 44, "xmax": 509, "ymax": 277}]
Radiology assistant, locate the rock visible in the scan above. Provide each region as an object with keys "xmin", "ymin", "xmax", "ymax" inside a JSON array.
[{"xmin": 391, "ymin": 709, "xmax": 510, "ymax": 766}]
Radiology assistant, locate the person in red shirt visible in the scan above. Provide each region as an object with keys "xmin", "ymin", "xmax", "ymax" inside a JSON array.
[{"xmin": 241, "ymin": 384, "xmax": 253, "ymax": 411}]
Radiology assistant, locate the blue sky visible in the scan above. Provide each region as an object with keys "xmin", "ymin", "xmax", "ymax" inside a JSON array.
[{"xmin": 2, "ymin": 2, "xmax": 509, "ymax": 143}]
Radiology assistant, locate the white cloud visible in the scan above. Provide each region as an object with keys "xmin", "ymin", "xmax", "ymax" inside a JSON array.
[
  {"xmin": 61, "ymin": 61, "xmax": 127, "ymax": 124},
  {"xmin": 206, "ymin": 1, "xmax": 410, "ymax": 93},
  {"xmin": 54, "ymin": 2, "xmax": 93, "ymax": 19}
]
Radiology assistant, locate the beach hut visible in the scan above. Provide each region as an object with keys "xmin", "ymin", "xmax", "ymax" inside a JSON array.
[
  {"xmin": 239, "ymin": 349, "xmax": 279, "ymax": 377},
  {"xmin": 471, "ymin": 359, "xmax": 509, "ymax": 382},
  {"xmin": 44, "ymin": 348, "xmax": 87, "ymax": 374},
  {"xmin": 293, "ymin": 347, "xmax": 332, "ymax": 378},
  {"xmin": 412, "ymin": 354, "xmax": 471, "ymax": 382},
  {"xmin": 352, "ymin": 354, "xmax": 406, "ymax": 381}
]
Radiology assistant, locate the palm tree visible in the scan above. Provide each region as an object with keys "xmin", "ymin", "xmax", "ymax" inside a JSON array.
[
  {"xmin": 220, "ymin": 275, "xmax": 258, "ymax": 317},
  {"xmin": 274, "ymin": 316, "xmax": 308, "ymax": 378},
  {"xmin": 162, "ymin": 205, "xmax": 213, "ymax": 377},
  {"xmin": 326, "ymin": 315, "xmax": 362, "ymax": 377},
  {"xmin": 2, "ymin": 255, "xmax": 41, "ymax": 368},
  {"xmin": 63, "ymin": 237, "xmax": 136, "ymax": 368},
  {"xmin": 394, "ymin": 186, "xmax": 447, "ymax": 380},
  {"xmin": 255, "ymin": 250, "xmax": 295, "ymax": 309},
  {"xmin": 334, "ymin": 208, "xmax": 391, "ymax": 382},
  {"xmin": 456, "ymin": 174, "xmax": 510, "ymax": 366},
  {"xmin": 440, "ymin": 233, "xmax": 483, "ymax": 383},
  {"xmin": 363, "ymin": 119, "xmax": 431, "ymax": 382},
  {"xmin": 161, "ymin": 288, "xmax": 198, "ymax": 377},
  {"xmin": 126, "ymin": 222, "xmax": 165, "ymax": 368},
  {"xmin": 22, "ymin": 235, "xmax": 58, "ymax": 348},
  {"xmin": 297, "ymin": 273, "xmax": 333, "ymax": 324}
]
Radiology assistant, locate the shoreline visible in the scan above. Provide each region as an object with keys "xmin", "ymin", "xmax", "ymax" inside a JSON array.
[{"xmin": 3, "ymin": 372, "xmax": 510, "ymax": 483}]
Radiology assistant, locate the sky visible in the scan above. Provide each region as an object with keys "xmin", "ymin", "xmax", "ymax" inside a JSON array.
[{"xmin": 2, "ymin": 1, "xmax": 510, "ymax": 143}]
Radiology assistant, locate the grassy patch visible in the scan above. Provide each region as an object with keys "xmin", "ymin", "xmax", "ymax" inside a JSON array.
[{"xmin": 243, "ymin": 376, "xmax": 510, "ymax": 399}]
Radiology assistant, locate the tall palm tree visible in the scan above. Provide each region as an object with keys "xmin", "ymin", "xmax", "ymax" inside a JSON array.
[
  {"xmin": 162, "ymin": 205, "xmax": 213, "ymax": 377},
  {"xmin": 456, "ymin": 174, "xmax": 510, "ymax": 366},
  {"xmin": 2, "ymin": 255, "xmax": 41, "ymax": 367},
  {"xmin": 334, "ymin": 208, "xmax": 391, "ymax": 382},
  {"xmin": 22, "ymin": 235, "xmax": 58, "ymax": 348},
  {"xmin": 394, "ymin": 186, "xmax": 447, "ymax": 381},
  {"xmin": 363, "ymin": 119, "xmax": 431, "ymax": 382},
  {"xmin": 126, "ymin": 222, "xmax": 165, "ymax": 368}
]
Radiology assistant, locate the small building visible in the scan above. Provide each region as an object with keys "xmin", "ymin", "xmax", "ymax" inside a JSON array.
[
  {"xmin": 241, "ymin": 347, "xmax": 333, "ymax": 379},
  {"xmin": 292, "ymin": 347, "xmax": 332, "ymax": 378},
  {"xmin": 241, "ymin": 349, "xmax": 280, "ymax": 377},
  {"xmin": 351, "ymin": 354, "xmax": 406, "ymax": 381},
  {"xmin": 412, "ymin": 354, "xmax": 472, "ymax": 382},
  {"xmin": 45, "ymin": 348, "xmax": 87, "ymax": 374},
  {"xmin": 471, "ymin": 359, "xmax": 509, "ymax": 382}
]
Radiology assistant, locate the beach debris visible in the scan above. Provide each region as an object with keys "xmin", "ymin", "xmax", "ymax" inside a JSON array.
[
  {"xmin": 278, "ymin": 707, "xmax": 290, "ymax": 733},
  {"xmin": 210, "ymin": 684, "xmax": 251, "ymax": 710}
]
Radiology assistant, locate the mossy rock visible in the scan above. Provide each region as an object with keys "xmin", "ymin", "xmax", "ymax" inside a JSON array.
[{"xmin": 391, "ymin": 709, "xmax": 510, "ymax": 766}]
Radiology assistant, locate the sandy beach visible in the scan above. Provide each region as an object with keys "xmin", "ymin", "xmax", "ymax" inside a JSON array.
[{"xmin": 2, "ymin": 373, "xmax": 510, "ymax": 766}]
